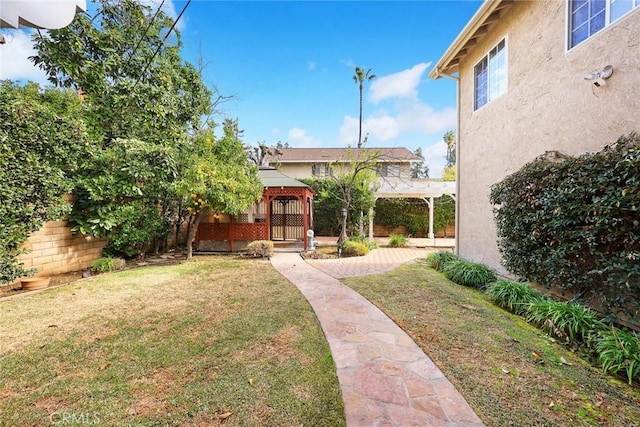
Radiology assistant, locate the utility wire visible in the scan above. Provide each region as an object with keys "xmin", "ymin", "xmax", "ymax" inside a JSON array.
[
  {"xmin": 132, "ymin": 0, "xmax": 191, "ymax": 91},
  {"xmin": 124, "ymin": 0, "xmax": 165, "ymax": 67}
]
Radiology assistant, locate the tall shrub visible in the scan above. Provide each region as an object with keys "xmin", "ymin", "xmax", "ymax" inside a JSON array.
[
  {"xmin": 490, "ymin": 134, "xmax": 640, "ymax": 320},
  {"xmin": 375, "ymin": 196, "xmax": 454, "ymax": 236},
  {"xmin": 0, "ymin": 82, "xmax": 92, "ymax": 283}
]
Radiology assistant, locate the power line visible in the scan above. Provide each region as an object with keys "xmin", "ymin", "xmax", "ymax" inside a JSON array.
[
  {"xmin": 123, "ymin": 0, "xmax": 166, "ymax": 68},
  {"xmin": 132, "ymin": 0, "xmax": 191, "ymax": 91}
]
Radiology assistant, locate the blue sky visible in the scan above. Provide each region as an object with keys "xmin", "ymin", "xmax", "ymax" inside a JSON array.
[{"xmin": 0, "ymin": 0, "xmax": 482, "ymax": 177}]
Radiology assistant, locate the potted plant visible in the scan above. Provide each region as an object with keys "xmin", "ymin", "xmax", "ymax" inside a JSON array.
[{"xmin": 20, "ymin": 276, "xmax": 51, "ymax": 291}]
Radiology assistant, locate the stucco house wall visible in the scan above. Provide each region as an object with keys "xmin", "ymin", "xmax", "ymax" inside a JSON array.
[
  {"xmin": 453, "ymin": 1, "xmax": 640, "ymax": 274},
  {"xmin": 275, "ymin": 163, "xmax": 314, "ymax": 179}
]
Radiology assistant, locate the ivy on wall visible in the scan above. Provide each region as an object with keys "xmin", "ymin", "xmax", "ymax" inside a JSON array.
[
  {"xmin": 0, "ymin": 82, "xmax": 91, "ymax": 284},
  {"xmin": 490, "ymin": 134, "xmax": 640, "ymax": 321}
]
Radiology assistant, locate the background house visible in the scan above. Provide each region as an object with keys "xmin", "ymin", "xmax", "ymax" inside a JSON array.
[
  {"xmin": 266, "ymin": 147, "xmax": 422, "ymax": 179},
  {"xmin": 430, "ymin": 0, "xmax": 640, "ymax": 274},
  {"xmin": 268, "ymin": 147, "xmax": 455, "ymax": 240}
]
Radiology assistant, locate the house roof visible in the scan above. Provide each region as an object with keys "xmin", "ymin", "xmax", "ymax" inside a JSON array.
[
  {"xmin": 258, "ymin": 167, "xmax": 310, "ymax": 188},
  {"xmin": 428, "ymin": 0, "xmax": 513, "ymax": 79},
  {"xmin": 266, "ymin": 147, "xmax": 422, "ymax": 164}
]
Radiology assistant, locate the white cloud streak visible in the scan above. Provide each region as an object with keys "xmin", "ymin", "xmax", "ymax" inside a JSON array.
[
  {"xmin": 423, "ymin": 139, "xmax": 448, "ymax": 178},
  {"xmin": 370, "ymin": 62, "xmax": 431, "ymax": 104},
  {"xmin": 339, "ymin": 103, "xmax": 456, "ymax": 144},
  {"xmin": 288, "ymin": 127, "xmax": 321, "ymax": 148}
]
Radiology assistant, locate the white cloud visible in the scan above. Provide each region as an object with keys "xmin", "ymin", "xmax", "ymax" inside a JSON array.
[
  {"xmin": 370, "ymin": 62, "xmax": 431, "ymax": 104},
  {"xmin": 288, "ymin": 127, "xmax": 321, "ymax": 148},
  {"xmin": 0, "ymin": 30, "xmax": 49, "ymax": 85},
  {"xmin": 423, "ymin": 139, "xmax": 448, "ymax": 178},
  {"xmin": 338, "ymin": 116, "xmax": 359, "ymax": 145},
  {"xmin": 341, "ymin": 59, "xmax": 355, "ymax": 68},
  {"xmin": 339, "ymin": 101, "xmax": 456, "ymax": 144}
]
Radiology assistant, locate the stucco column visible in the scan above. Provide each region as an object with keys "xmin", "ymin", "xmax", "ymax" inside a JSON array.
[
  {"xmin": 428, "ymin": 196, "xmax": 435, "ymax": 239},
  {"xmin": 368, "ymin": 206, "xmax": 374, "ymax": 240}
]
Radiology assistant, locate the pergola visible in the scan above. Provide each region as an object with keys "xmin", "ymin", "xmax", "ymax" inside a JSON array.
[{"xmin": 370, "ymin": 178, "xmax": 456, "ymax": 239}]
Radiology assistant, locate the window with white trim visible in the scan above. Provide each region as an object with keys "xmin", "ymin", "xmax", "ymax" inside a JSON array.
[
  {"xmin": 376, "ymin": 163, "xmax": 400, "ymax": 178},
  {"xmin": 569, "ymin": 0, "xmax": 640, "ymax": 49},
  {"xmin": 474, "ymin": 39, "xmax": 507, "ymax": 111}
]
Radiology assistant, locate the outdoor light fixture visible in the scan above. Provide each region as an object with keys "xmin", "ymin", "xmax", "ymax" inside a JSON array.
[
  {"xmin": 341, "ymin": 207, "xmax": 347, "ymax": 218},
  {"xmin": 584, "ymin": 65, "xmax": 614, "ymax": 88}
]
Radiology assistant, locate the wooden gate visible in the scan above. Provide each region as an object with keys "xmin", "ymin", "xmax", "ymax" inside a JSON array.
[{"xmin": 270, "ymin": 197, "xmax": 304, "ymax": 241}]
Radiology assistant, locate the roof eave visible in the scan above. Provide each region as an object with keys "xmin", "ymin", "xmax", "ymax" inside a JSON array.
[{"xmin": 428, "ymin": 0, "xmax": 510, "ymax": 80}]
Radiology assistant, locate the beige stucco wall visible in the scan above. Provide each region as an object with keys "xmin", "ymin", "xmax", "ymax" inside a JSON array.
[
  {"xmin": 277, "ymin": 161, "xmax": 413, "ymax": 181},
  {"xmin": 277, "ymin": 163, "xmax": 314, "ymax": 179},
  {"xmin": 456, "ymin": 2, "xmax": 640, "ymax": 274}
]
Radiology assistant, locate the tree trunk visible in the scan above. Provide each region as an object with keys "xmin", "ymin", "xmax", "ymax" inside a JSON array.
[
  {"xmin": 337, "ymin": 213, "xmax": 348, "ymax": 247},
  {"xmin": 185, "ymin": 212, "xmax": 203, "ymax": 260},
  {"xmin": 358, "ymin": 83, "xmax": 363, "ymax": 148}
]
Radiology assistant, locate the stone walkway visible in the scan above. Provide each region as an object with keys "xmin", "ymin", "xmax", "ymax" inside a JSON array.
[{"xmin": 271, "ymin": 248, "xmax": 484, "ymax": 427}]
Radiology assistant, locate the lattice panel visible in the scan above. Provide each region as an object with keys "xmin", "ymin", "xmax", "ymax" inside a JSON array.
[
  {"xmin": 234, "ymin": 223, "xmax": 268, "ymax": 241},
  {"xmin": 197, "ymin": 223, "xmax": 230, "ymax": 241}
]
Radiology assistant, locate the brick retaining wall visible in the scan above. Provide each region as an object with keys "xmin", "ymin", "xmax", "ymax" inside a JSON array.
[{"xmin": 17, "ymin": 221, "xmax": 108, "ymax": 278}]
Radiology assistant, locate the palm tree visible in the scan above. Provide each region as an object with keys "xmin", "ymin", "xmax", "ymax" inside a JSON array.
[
  {"xmin": 444, "ymin": 130, "xmax": 456, "ymax": 167},
  {"xmin": 353, "ymin": 66, "xmax": 376, "ymax": 148}
]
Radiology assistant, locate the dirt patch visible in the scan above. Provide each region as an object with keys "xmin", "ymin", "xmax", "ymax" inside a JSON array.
[{"xmin": 234, "ymin": 325, "xmax": 312, "ymax": 366}]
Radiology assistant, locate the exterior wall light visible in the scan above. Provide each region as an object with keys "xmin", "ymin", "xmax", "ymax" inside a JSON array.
[{"xmin": 584, "ymin": 65, "xmax": 614, "ymax": 87}]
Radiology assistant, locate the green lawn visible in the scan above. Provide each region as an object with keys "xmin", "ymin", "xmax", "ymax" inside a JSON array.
[
  {"xmin": 0, "ymin": 257, "xmax": 345, "ymax": 426},
  {"xmin": 343, "ymin": 259, "xmax": 640, "ymax": 427}
]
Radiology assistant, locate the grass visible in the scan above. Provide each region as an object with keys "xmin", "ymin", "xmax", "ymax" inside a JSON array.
[
  {"xmin": 0, "ymin": 257, "xmax": 345, "ymax": 426},
  {"xmin": 342, "ymin": 259, "xmax": 640, "ymax": 426}
]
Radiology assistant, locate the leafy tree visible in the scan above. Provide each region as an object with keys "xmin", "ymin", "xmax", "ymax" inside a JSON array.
[
  {"xmin": 328, "ymin": 149, "xmax": 379, "ymax": 245},
  {"xmin": 0, "ymin": 82, "xmax": 92, "ymax": 283},
  {"xmin": 410, "ymin": 147, "xmax": 429, "ymax": 178},
  {"xmin": 29, "ymin": 0, "xmax": 226, "ymax": 256},
  {"xmin": 180, "ymin": 123, "xmax": 263, "ymax": 260},
  {"xmin": 444, "ymin": 130, "xmax": 456, "ymax": 167},
  {"xmin": 30, "ymin": 0, "xmax": 212, "ymax": 146},
  {"xmin": 443, "ymin": 165, "xmax": 456, "ymax": 181},
  {"xmin": 301, "ymin": 177, "xmax": 375, "ymax": 238},
  {"xmin": 275, "ymin": 141, "xmax": 291, "ymax": 149},
  {"xmin": 353, "ymin": 66, "xmax": 376, "ymax": 148},
  {"xmin": 69, "ymin": 138, "xmax": 179, "ymax": 257}
]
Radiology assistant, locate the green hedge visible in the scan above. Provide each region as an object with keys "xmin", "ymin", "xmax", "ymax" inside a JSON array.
[
  {"xmin": 490, "ymin": 134, "xmax": 640, "ymax": 321},
  {"xmin": 375, "ymin": 197, "xmax": 454, "ymax": 235}
]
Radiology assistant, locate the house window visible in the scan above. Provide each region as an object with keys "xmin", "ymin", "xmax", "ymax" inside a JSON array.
[
  {"xmin": 377, "ymin": 164, "xmax": 400, "ymax": 178},
  {"xmin": 474, "ymin": 39, "xmax": 507, "ymax": 111},
  {"xmin": 312, "ymin": 163, "xmax": 332, "ymax": 177},
  {"xmin": 569, "ymin": 0, "xmax": 639, "ymax": 49}
]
